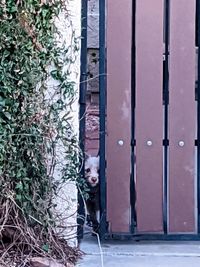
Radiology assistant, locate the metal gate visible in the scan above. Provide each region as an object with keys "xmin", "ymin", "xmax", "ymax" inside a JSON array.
[{"xmin": 79, "ymin": 0, "xmax": 200, "ymax": 240}]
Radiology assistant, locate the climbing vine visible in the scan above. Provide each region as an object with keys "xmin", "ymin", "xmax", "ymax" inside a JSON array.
[{"xmin": 0, "ymin": 0, "xmax": 81, "ymax": 265}]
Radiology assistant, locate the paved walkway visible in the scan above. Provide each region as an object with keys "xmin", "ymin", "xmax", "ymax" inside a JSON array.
[{"xmin": 77, "ymin": 235, "xmax": 200, "ymax": 267}]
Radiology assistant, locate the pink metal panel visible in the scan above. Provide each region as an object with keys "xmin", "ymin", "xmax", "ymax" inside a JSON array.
[
  {"xmin": 106, "ymin": 0, "xmax": 132, "ymax": 233},
  {"xmin": 135, "ymin": 0, "xmax": 164, "ymax": 232},
  {"xmin": 168, "ymin": 0, "xmax": 196, "ymax": 233}
]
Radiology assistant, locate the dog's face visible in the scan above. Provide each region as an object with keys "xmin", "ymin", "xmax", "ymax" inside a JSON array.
[{"xmin": 85, "ymin": 156, "xmax": 99, "ymax": 187}]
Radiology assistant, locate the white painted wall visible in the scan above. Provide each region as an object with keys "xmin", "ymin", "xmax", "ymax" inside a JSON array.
[{"xmin": 46, "ymin": 0, "xmax": 81, "ymax": 247}]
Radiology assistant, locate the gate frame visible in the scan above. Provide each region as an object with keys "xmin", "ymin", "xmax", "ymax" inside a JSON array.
[
  {"xmin": 79, "ymin": 0, "xmax": 200, "ymax": 241},
  {"xmin": 78, "ymin": 0, "xmax": 107, "ymax": 241},
  {"xmin": 102, "ymin": 0, "xmax": 200, "ymax": 241},
  {"xmin": 99, "ymin": 0, "xmax": 107, "ymax": 238},
  {"xmin": 78, "ymin": 0, "xmax": 88, "ymax": 241}
]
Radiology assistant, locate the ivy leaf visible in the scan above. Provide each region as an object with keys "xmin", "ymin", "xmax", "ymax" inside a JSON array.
[
  {"xmin": 16, "ymin": 194, "xmax": 22, "ymax": 201},
  {"xmin": 4, "ymin": 112, "xmax": 12, "ymax": 120},
  {"xmin": 10, "ymin": 6, "xmax": 17, "ymax": 13},
  {"xmin": 50, "ymin": 70, "xmax": 59, "ymax": 80},
  {"xmin": 42, "ymin": 244, "xmax": 49, "ymax": 252},
  {"xmin": 15, "ymin": 182, "xmax": 23, "ymax": 191},
  {"xmin": 0, "ymin": 97, "xmax": 5, "ymax": 107}
]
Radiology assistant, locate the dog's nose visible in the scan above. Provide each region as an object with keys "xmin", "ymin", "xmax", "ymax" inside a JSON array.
[{"xmin": 91, "ymin": 177, "xmax": 97, "ymax": 183}]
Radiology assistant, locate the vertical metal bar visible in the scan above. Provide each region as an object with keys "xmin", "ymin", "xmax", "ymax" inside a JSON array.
[
  {"xmin": 78, "ymin": 0, "xmax": 88, "ymax": 241},
  {"xmin": 131, "ymin": 0, "xmax": 136, "ymax": 234},
  {"xmin": 163, "ymin": 0, "xmax": 170, "ymax": 234},
  {"xmin": 99, "ymin": 0, "xmax": 107, "ymax": 238},
  {"xmin": 197, "ymin": 0, "xmax": 200, "ymax": 234}
]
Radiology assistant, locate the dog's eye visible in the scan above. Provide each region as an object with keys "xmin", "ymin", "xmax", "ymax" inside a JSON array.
[{"xmin": 86, "ymin": 168, "xmax": 90, "ymax": 173}]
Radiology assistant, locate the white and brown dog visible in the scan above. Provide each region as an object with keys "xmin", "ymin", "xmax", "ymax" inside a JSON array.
[{"xmin": 85, "ymin": 155, "xmax": 100, "ymax": 233}]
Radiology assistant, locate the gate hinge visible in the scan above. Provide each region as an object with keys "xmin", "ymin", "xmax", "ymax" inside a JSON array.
[
  {"xmin": 195, "ymin": 139, "xmax": 200, "ymax": 146},
  {"xmin": 163, "ymin": 139, "xmax": 169, "ymax": 146},
  {"xmin": 131, "ymin": 139, "xmax": 136, "ymax": 146},
  {"xmin": 105, "ymin": 159, "xmax": 107, "ymax": 169},
  {"xmin": 195, "ymin": 81, "xmax": 199, "ymax": 101}
]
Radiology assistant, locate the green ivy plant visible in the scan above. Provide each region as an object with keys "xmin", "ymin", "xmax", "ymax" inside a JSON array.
[{"xmin": 0, "ymin": 0, "xmax": 81, "ymax": 264}]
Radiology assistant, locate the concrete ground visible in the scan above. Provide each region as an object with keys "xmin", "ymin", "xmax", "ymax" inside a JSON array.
[{"xmin": 77, "ymin": 235, "xmax": 200, "ymax": 267}]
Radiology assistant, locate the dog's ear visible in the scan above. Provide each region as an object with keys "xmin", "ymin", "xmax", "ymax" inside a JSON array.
[
  {"xmin": 85, "ymin": 153, "xmax": 91, "ymax": 161},
  {"xmin": 96, "ymin": 155, "xmax": 100, "ymax": 164}
]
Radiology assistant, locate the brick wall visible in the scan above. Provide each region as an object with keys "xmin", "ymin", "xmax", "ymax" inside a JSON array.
[{"xmin": 85, "ymin": 0, "xmax": 100, "ymax": 156}]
